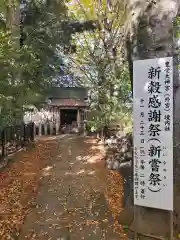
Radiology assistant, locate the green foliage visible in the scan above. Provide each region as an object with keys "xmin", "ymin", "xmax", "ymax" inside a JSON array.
[
  {"xmin": 0, "ymin": 0, "xmax": 70, "ymax": 126},
  {"xmin": 67, "ymin": 0, "xmax": 132, "ymax": 131},
  {"xmin": 0, "ymin": 0, "xmax": 131, "ymax": 129}
]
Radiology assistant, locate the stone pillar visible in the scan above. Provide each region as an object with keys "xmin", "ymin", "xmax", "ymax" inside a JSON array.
[
  {"xmin": 49, "ymin": 122, "xmax": 53, "ymax": 135},
  {"xmin": 49, "ymin": 107, "xmax": 53, "ymax": 135},
  {"xmin": 55, "ymin": 108, "xmax": 60, "ymax": 135},
  {"xmin": 56, "ymin": 122, "xmax": 59, "ymax": 135},
  {"xmin": 83, "ymin": 121, "xmax": 86, "ymax": 136},
  {"xmin": 44, "ymin": 122, "xmax": 47, "ymax": 135},
  {"xmin": 39, "ymin": 123, "xmax": 42, "ymax": 136}
]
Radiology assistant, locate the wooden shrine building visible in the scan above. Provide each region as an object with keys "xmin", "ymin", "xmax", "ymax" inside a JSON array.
[
  {"xmin": 24, "ymin": 87, "xmax": 89, "ymax": 135},
  {"xmin": 39, "ymin": 87, "xmax": 89, "ymax": 134}
]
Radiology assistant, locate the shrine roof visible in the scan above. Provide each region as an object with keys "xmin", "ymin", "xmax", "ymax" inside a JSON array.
[
  {"xmin": 50, "ymin": 98, "xmax": 88, "ymax": 107},
  {"xmin": 47, "ymin": 87, "xmax": 88, "ymax": 100}
]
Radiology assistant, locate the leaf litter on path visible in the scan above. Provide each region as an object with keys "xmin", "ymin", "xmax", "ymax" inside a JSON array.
[
  {"xmin": 0, "ymin": 136, "xmax": 128, "ymax": 240},
  {"xmin": 0, "ymin": 139, "xmax": 58, "ymax": 239},
  {"xmin": 105, "ymin": 169, "xmax": 128, "ymax": 238}
]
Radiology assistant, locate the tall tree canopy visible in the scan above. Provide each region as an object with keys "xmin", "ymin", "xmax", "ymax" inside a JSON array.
[
  {"xmin": 0, "ymin": 0, "xmax": 97, "ymax": 126},
  {"xmin": 66, "ymin": 0, "xmax": 132, "ymax": 131}
]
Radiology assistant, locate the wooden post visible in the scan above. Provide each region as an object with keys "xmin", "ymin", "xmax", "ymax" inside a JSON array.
[
  {"xmin": 1, "ymin": 129, "xmax": 6, "ymax": 158},
  {"xmin": 169, "ymin": 211, "xmax": 173, "ymax": 240},
  {"xmin": 34, "ymin": 123, "xmax": 36, "ymax": 138},
  {"xmin": 59, "ymin": 108, "xmax": 61, "ymax": 126},
  {"xmin": 77, "ymin": 108, "xmax": 80, "ymax": 131},
  {"xmin": 134, "ymin": 206, "xmax": 138, "ymax": 240},
  {"xmin": 23, "ymin": 123, "xmax": 26, "ymax": 142},
  {"xmin": 30, "ymin": 122, "xmax": 35, "ymax": 141}
]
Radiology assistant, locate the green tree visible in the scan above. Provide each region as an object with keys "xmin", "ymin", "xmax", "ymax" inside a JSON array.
[
  {"xmin": 0, "ymin": 0, "xmax": 102, "ymax": 126},
  {"xmin": 66, "ymin": 0, "xmax": 132, "ymax": 132},
  {"xmin": 0, "ymin": 0, "xmax": 68, "ymax": 125}
]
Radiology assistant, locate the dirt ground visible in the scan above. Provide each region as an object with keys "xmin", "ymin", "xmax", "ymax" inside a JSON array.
[
  {"xmin": 0, "ymin": 136, "xmax": 59, "ymax": 239},
  {"xmin": 16, "ymin": 135, "xmax": 128, "ymax": 240},
  {"xmin": 3, "ymin": 134, "xmax": 178, "ymax": 239}
]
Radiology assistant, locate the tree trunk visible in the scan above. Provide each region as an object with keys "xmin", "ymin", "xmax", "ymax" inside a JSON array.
[
  {"xmin": 6, "ymin": 0, "xmax": 20, "ymax": 47},
  {"xmin": 126, "ymin": 0, "xmax": 180, "ymax": 238}
]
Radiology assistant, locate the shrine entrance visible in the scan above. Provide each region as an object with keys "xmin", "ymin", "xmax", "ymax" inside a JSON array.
[{"xmin": 60, "ymin": 109, "xmax": 77, "ymax": 125}]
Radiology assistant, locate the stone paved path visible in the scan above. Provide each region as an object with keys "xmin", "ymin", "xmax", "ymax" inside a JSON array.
[{"xmin": 19, "ymin": 135, "xmax": 127, "ymax": 240}]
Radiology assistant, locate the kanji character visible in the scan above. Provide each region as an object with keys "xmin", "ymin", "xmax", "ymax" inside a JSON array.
[
  {"xmin": 140, "ymin": 112, "xmax": 144, "ymax": 117},
  {"xmin": 140, "ymin": 180, "xmax": 145, "ymax": 186},
  {"xmin": 141, "ymin": 189, "xmax": 145, "ymax": 194},
  {"xmin": 149, "ymin": 173, "xmax": 162, "ymax": 186},
  {"xmin": 149, "ymin": 159, "xmax": 161, "ymax": 172},
  {"xmin": 148, "ymin": 123, "xmax": 161, "ymax": 137},
  {"xmin": 148, "ymin": 95, "xmax": 161, "ymax": 108},
  {"xmin": 165, "ymin": 61, "xmax": 170, "ymax": 67},
  {"xmin": 140, "ymin": 164, "xmax": 145, "ymax": 170},
  {"xmin": 165, "ymin": 85, "xmax": 170, "ymax": 91},
  {"xmin": 148, "ymin": 81, "xmax": 161, "ymax": 94},
  {"xmin": 148, "ymin": 66, "xmax": 161, "ymax": 79},
  {"xmin": 164, "ymin": 114, "xmax": 170, "ymax": 121},
  {"xmin": 148, "ymin": 110, "xmax": 161, "ymax": 122},
  {"xmin": 165, "ymin": 125, "xmax": 170, "ymax": 131},
  {"xmin": 148, "ymin": 145, "xmax": 161, "ymax": 158}
]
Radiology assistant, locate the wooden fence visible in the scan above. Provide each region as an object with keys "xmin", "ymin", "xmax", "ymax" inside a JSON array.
[{"xmin": 0, "ymin": 122, "xmax": 34, "ymax": 159}]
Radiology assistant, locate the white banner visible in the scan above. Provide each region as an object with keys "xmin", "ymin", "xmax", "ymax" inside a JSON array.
[{"xmin": 133, "ymin": 57, "xmax": 173, "ymax": 210}]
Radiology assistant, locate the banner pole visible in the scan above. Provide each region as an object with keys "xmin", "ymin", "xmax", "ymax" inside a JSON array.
[
  {"xmin": 169, "ymin": 210, "xmax": 173, "ymax": 240},
  {"xmin": 134, "ymin": 205, "xmax": 139, "ymax": 240}
]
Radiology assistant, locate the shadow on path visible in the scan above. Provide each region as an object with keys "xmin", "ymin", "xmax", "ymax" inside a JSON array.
[{"xmin": 18, "ymin": 135, "xmax": 127, "ymax": 240}]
